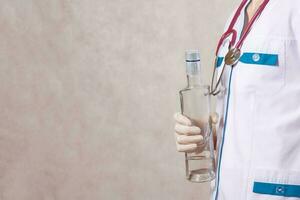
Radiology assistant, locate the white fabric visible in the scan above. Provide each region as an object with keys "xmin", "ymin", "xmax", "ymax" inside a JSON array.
[{"xmin": 211, "ymin": 0, "xmax": 300, "ymax": 199}]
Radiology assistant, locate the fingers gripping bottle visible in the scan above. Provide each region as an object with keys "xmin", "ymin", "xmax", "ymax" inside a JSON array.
[{"xmin": 179, "ymin": 50, "xmax": 216, "ymax": 183}]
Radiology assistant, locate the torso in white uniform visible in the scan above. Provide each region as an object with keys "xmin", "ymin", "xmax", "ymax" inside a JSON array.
[{"xmin": 212, "ymin": 0, "xmax": 300, "ymax": 199}]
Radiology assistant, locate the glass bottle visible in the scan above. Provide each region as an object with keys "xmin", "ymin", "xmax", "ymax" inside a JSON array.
[{"xmin": 179, "ymin": 50, "xmax": 216, "ymax": 183}]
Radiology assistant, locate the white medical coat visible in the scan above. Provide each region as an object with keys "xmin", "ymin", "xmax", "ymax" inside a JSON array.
[{"xmin": 211, "ymin": 0, "xmax": 300, "ymax": 199}]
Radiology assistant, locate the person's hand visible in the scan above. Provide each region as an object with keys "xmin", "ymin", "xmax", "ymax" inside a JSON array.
[
  {"xmin": 210, "ymin": 112, "xmax": 219, "ymax": 149},
  {"xmin": 173, "ymin": 113, "xmax": 204, "ymax": 153},
  {"xmin": 173, "ymin": 112, "xmax": 219, "ymax": 153}
]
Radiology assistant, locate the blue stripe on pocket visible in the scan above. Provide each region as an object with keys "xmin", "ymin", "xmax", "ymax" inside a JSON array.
[
  {"xmin": 253, "ymin": 182, "xmax": 300, "ymax": 197},
  {"xmin": 240, "ymin": 53, "xmax": 279, "ymax": 66},
  {"xmin": 216, "ymin": 57, "xmax": 224, "ymax": 68}
]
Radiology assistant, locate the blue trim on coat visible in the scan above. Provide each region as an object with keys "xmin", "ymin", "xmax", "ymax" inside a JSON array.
[
  {"xmin": 216, "ymin": 53, "xmax": 278, "ymax": 69},
  {"xmin": 253, "ymin": 182, "xmax": 300, "ymax": 197},
  {"xmin": 214, "ymin": 68, "xmax": 234, "ymax": 200},
  {"xmin": 239, "ymin": 53, "xmax": 279, "ymax": 66},
  {"xmin": 216, "ymin": 57, "xmax": 224, "ymax": 68}
]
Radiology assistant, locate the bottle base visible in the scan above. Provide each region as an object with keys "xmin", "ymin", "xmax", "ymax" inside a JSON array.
[{"xmin": 187, "ymin": 168, "xmax": 215, "ymax": 183}]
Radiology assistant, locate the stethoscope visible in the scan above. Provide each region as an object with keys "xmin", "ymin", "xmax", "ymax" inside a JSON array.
[{"xmin": 210, "ymin": 0, "xmax": 270, "ymax": 96}]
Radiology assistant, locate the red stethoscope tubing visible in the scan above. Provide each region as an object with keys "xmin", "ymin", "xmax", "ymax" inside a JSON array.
[
  {"xmin": 210, "ymin": 0, "xmax": 270, "ymax": 96},
  {"xmin": 215, "ymin": 0, "xmax": 270, "ymax": 56}
]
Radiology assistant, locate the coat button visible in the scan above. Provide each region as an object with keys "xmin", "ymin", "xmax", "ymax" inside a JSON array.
[
  {"xmin": 252, "ymin": 53, "xmax": 260, "ymax": 62},
  {"xmin": 275, "ymin": 186, "xmax": 285, "ymax": 194}
]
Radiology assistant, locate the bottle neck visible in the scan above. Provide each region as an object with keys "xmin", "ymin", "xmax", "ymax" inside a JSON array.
[{"xmin": 187, "ymin": 74, "xmax": 202, "ymax": 87}]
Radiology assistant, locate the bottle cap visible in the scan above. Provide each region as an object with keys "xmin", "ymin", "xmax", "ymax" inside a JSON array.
[
  {"xmin": 185, "ymin": 50, "xmax": 200, "ymax": 62},
  {"xmin": 185, "ymin": 50, "xmax": 201, "ymax": 75}
]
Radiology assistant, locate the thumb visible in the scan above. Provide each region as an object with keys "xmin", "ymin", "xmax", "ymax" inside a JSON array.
[{"xmin": 210, "ymin": 112, "xmax": 219, "ymax": 125}]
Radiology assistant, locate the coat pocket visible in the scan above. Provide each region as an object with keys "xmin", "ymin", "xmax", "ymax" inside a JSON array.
[
  {"xmin": 236, "ymin": 36, "xmax": 286, "ymax": 96},
  {"xmin": 250, "ymin": 169, "xmax": 300, "ymax": 199}
]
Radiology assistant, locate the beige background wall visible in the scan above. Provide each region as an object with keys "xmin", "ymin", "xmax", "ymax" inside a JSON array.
[{"xmin": 0, "ymin": 0, "xmax": 238, "ymax": 199}]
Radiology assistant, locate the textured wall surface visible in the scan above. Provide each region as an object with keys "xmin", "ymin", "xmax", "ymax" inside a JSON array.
[{"xmin": 0, "ymin": 0, "xmax": 238, "ymax": 199}]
